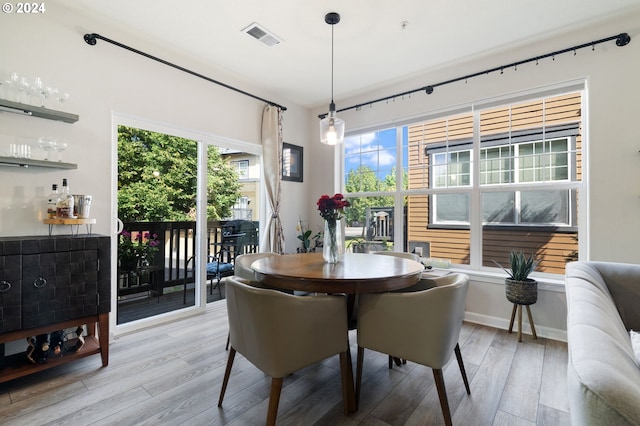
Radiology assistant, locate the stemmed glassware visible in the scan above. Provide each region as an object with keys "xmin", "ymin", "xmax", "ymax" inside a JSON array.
[
  {"xmin": 56, "ymin": 91, "xmax": 69, "ymax": 110},
  {"xmin": 38, "ymin": 137, "xmax": 56, "ymax": 161},
  {"xmin": 5, "ymin": 72, "xmax": 20, "ymax": 101},
  {"xmin": 32, "ymin": 76, "xmax": 47, "ymax": 107},
  {"xmin": 55, "ymin": 140, "xmax": 68, "ymax": 162},
  {"xmin": 13, "ymin": 75, "xmax": 29, "ymax": 103},
  {"xmin": 1, "ymin": 73, "xmax": 70, "ymax": 110}
]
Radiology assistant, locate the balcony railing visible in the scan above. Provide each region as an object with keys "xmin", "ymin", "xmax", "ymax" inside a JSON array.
[{"xmin": 118, "ymin": 220, "xmax": 259, "ymax": 299}]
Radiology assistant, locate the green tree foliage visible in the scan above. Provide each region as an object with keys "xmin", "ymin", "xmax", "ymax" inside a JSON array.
[
  {"xmin": 343, "ymin": 165, "xmax": 407, "ymax": 225},
  {"xmin": 206, "ymin": 146, "xmax": 243, "ymax": 220},
  {"xmin": 118, "ymin": 126, "xmax": 242, "ymax": 222}
]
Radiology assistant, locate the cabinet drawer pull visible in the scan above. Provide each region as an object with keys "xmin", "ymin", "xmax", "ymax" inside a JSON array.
[
  {"xmin": 0, "ymin": 280, "xmax": 11, "ymax": 293},
  {"xmin": 33, "ymin": 277, "xmax": 47, "ymax": 288}
]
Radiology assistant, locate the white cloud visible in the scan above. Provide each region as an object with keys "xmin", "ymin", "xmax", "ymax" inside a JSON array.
[{"xmin": 345, "ymin": 133, "xmax": 396, "ymax": 168}]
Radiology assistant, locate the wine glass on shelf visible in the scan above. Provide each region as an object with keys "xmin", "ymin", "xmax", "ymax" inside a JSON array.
[
  {"xmin": 18, "ymin": 76, "xmax": 31, "ymax": 104},
  {"xmin": 13, "ymin": 74, "xmax": 25, "ymax": 103},
  {"xmin": 32, "ymin": 77, "xmax": 47, "ymax": 107},
  {"xmin": 46, "ymin": 85, "xmax": 57, "ymax": 109},
  {"xmin": 38, "ymin": 137, "xmax": 55, "ymax": 161},
  {"xmin": 56, "ymin": 91, "xmax": 69, "ymax": 110},
  {"xmin": 5, "ymin": 72, "xmax": 19, "ymax": 101},
  {"xmin": 55, "ymin": 140, "xmax": 68, "ymax": 162}
]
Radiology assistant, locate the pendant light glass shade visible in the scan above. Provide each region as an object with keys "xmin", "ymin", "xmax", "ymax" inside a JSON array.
[
  {"xmin": 319, "ymin": 102, "xmax": 345, "ymax": 145},
  {"xmin": 320, "ymin": 12, "xmax": 344, "ymax": 145}
]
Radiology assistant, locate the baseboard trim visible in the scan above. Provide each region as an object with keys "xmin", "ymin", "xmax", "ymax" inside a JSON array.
[{"xmin": 465, "ymin": 311, "xmax": 567, "ymax": 342}]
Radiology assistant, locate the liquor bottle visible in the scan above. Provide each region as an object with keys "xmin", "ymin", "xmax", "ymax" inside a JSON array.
[
  {"xmin": 46, "ymin": 184, "xmax": 59, "ymax": 219},
  {"xmin": 56, "ymin": 178, "xmax": 75, "ymax": 218}
]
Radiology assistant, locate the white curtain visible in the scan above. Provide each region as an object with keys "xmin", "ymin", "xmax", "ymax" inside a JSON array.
[{"xmin": 260, "ymin": 104, "xmax": 285, "ymax": 254}]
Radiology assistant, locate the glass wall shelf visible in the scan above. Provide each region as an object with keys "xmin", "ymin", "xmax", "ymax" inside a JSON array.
[
  {"xmin": 0, "ymin": 156, "xmax": 77, "ymax": 169},
  {"xmin": 0, "ymin": 98, "xmax": 78, "ymax": 123}
]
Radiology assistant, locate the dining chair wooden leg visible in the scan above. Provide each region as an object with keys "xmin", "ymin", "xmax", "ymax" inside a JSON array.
[
  {"xmin": 454, "ymin": 343, "xmax": 471, "ymax": 395},
  {"xmin": 388, "ymin": 355, "xmax": 405, "ymax": 368},
  {"xmin": 225, "ymin": 332, "xmax": 230, "ymax": 351},
  {"xmin": 433, "ymin": 368, "xmax": 453, "ymax": 426},
  {"xmin": 356, "ymin": 346, "xmax": 365, "ymax": 408},
  {"xmin": 218, "ymin": 347, "xmax": 236, "ymax": 407},
  {"xmin": 266, "ymin": 377, "xmax": 283, "ymax": 426}
]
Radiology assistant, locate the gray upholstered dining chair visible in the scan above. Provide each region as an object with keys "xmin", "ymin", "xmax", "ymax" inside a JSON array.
[
  {"xmin": 234, "ymin": 251, "xmax": 280, "ymax": 283},
  {"xmin": 223, "ymin": 252, "xmax": 279, "ymax": 350},
  {"xmin": 218, "ymin": 278, "xmax": 352, "ymax": 426},
  {"xmin": 372, "ymin": 251, "xmax": 431, "ymax": 294},
  {"xmin": 372, "ymin": 250, "xmax": 434, "ymax": 368},
  {"xmin": 355, "ymin": 273, "xmax": 470, "ymax": 426}
]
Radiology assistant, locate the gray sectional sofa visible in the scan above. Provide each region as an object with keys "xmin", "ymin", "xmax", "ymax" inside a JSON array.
[{"xmin": 565, "ymin": 261, "xmax": 640, "ymax": 426}]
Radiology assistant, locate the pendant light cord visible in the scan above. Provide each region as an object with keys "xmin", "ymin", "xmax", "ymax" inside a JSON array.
[{"xmin": 330, "ymin": 24, "xmax": 335, "ymax": 104}]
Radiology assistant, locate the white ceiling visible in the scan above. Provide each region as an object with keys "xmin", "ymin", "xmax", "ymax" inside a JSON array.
[{"xmin": 71, "ymin": 0, "xmax": 640, "ymax": 109}]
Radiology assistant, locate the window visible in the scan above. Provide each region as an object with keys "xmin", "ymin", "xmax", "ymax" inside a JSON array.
[
  {"xmin": 428, "ymin": 126, "xmax": 577, "ymax": 228},
  {"xmin": 231, "ymin": 160, "xmax": 249, "ymax": 179},
  {"xmin": 343, "ymin": 88, "xmax": 583, "ymax": 275}
]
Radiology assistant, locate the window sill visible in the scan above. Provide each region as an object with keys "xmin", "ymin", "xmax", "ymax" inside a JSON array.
[{"xmin": 438, "ymin": 266, "xmax": 566, "ymax": 293}]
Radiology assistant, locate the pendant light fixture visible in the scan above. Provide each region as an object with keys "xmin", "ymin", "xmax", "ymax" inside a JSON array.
[{"xmin": 319, "ymin": 12, "xmax": 345, "ymax": 145}]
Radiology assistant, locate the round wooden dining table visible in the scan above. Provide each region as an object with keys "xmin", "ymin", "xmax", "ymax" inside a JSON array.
[{"xmin": 251, "ymin": 252, "xmax": 424, "ymax": 294}]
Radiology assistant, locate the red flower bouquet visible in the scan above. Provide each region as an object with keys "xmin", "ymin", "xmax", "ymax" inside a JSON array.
[
  {"xmin": 317, "ymin": 194, "xmax": 350, "ymax": 263},
  {"xmin": 317, "ymin": 193, "xmax": 350, "ymax": 222}
]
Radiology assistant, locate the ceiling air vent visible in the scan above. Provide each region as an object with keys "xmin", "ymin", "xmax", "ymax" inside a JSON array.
[{"xmin": 242, "ymin": 22, "xmax": 282, "ymax": 47}]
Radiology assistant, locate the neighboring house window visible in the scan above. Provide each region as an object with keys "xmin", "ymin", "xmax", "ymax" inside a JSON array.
[
  {"xmin": 231, "ymin": 160, "xmax": 249, "ymax": 179},
  {"xmin": 427, "ymin": 125, "xmax": 577, "ymax": 228}
]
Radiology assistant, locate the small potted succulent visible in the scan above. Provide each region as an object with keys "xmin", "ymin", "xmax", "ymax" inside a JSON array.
[{"xmin": 494, "ymin": 250, "xmax": 539, "ymax": 305}]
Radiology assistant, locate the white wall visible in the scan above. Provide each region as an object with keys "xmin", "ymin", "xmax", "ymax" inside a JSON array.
[{"xmin": 308, "ymin": 10, "xmax": 640, "ymax": 340}]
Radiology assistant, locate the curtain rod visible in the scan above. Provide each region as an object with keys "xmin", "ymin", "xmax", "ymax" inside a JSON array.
[
  {"xmin": 319, "ymin": 32, "xmax": 630, "ymax": 119},
  {"xmin": 83, "ymin": 33, "xmax": 287, "ymax": 111}
]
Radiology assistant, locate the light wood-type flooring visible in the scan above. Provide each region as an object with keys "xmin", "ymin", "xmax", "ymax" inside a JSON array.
[{"xmin": 0, "ymin": 300, "xmax": 570, "ymax": 425}]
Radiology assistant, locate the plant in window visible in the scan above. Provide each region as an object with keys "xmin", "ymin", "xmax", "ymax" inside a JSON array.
[
  {"xmin": 493, "ymin": 250, "xmax": 539, "ymax": 282},
  {"xmin": 494, "ymin": 250, "xmax": 540, "ymax": 341},
  {"xmin": 494, "ymin": 250, "xmax": 539, "ymax": 306}
]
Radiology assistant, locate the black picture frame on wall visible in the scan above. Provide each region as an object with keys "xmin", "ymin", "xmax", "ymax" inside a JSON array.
[{"xmin": 282, "ymin": 142, "xmax": 303, "ymax": 182}]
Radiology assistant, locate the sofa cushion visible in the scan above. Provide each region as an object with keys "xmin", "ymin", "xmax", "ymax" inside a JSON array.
[
  {"xmin": 566, "ymin": 262, "xmax": 640, "ymax": 426},
  {"xmin": 631, "ymin": 330, "xmax": 640, "ymax": 367}
]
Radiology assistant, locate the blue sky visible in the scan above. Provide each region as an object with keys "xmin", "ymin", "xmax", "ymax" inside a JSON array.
[{"xmin": 344, "ymin": 127, "xmax": 408, "ymax": 181}]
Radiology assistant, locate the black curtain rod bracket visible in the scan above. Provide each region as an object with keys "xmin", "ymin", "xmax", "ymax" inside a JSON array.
[
  {"xmin": 319, "ymin": 32, "xmax": 630, "ymax": 119},
  {"xmin": 84, "ymin": 32, "xmax": 287, "ymax": 111}
]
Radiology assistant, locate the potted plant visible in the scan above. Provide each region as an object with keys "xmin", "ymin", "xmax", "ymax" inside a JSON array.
[
  {"xmin": 118, "ymin": 230, "xmax": 160, "ymax": 271},
  {"xmin": 494, "ymin": 250, "xmax": 539, "ymax": 305},
  {"xmin": 346, "ymin": 236, "xmax": 366, "ymax": 253},
  {"xmin": 296, "ymin": 220, "xmax": 322, "ymax": 253}
]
